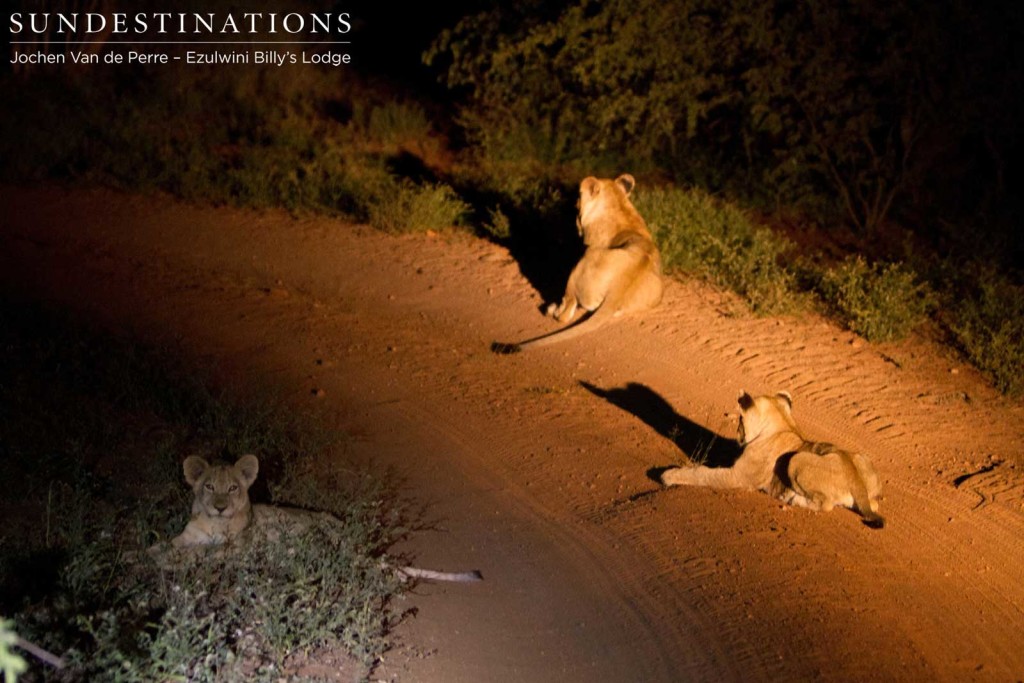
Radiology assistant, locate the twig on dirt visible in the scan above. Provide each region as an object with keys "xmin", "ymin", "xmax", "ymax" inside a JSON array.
[{"xmin": 15, "ymin": 636, "xmax": 66, "ymax": 670}]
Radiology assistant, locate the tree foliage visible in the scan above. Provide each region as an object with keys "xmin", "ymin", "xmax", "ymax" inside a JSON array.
[{"xmin": 428, "ymin": 0, "xmax": 1023, "ymax": 243}]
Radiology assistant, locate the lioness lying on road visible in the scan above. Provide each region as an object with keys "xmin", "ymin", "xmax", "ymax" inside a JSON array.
[{"xmin": 659, "ymin": 391, "xmax": 884, "ymax": 528}]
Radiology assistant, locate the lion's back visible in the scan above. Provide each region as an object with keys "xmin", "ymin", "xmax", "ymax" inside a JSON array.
[{"xmin": 249, "ymin": 504, "xmax": 338, "ymax": 542}]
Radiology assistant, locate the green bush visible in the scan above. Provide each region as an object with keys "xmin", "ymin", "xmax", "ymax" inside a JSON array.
[
  {"xmin": 635, "ymin": 186, "xmax": 800, "ymax": 315},
  {"xmin": 947, "ymin": 269, "xmax": 1024, "ymax": 396},
  {"xmin": 816, "ymin": 256, "xmax": 934, "ymax": 342},
  {"xmin": 365, "ymin": 176, "xmax": 469, "ymax": 234},
  {"xmin": 65, "ymin": 522, "xmax": 403, "ymax": 681},
  {"xmin": 427, "ymin": 0, "xmax": 916, "ymax": 232}
]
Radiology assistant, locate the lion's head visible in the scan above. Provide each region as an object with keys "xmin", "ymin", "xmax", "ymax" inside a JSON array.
[
  {"xmin": 183, "ymin": 454, "xmax": 259, "ymax": 522},
  {"xmin": 737, "ymin": 391, "xmax": 800, "ymax": 446},
  {"xmin": 576, "ymin": 173, "xmax": 644, "ymax": 246}
]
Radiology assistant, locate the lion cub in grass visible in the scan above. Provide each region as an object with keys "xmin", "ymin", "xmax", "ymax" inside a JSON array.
[
  {"xmin": 158, "ymin": 454, "xmax": 483, "ymax": 581},
  {"xmin": 660, "ymin": 391, "xmax": 884, "ymax": 528},
  {"xmin": 492, "ymin": 173, "xmax": 663, "ymax": 353}
]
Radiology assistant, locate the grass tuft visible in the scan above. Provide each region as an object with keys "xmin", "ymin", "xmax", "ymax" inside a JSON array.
[{"xmin": 365, "ymin": 102, "xmax": 433, "ymax": 148}]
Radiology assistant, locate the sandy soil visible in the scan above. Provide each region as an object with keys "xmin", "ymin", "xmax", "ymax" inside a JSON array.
[{"xmin": 2, "ymin": 185, "xmax": 1023, "ymax": 682}]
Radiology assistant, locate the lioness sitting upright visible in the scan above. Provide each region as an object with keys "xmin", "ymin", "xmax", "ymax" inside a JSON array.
[
  {"xmin": 659, "ymin": 391, "xmax": 884, "ymax": 528},
  {"xmin": 492, "ymin": 173, "xmax": 663, "ymax": 353},
  {"xmin": 158, "ymin": 454, "xmax": 483, "ymax": 581}
]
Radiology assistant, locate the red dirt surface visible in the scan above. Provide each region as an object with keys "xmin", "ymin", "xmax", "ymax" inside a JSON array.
[{"xmin": 3, "ymin": 186, "xmax": 1023, "ymax": 682}]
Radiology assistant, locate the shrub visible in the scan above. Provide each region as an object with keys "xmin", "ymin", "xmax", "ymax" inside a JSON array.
[
  {"xmin": 635, "ymin": 186, "xmax": 800, "ymax": 315},
  {"xmin": 366, "ymin": 177, "xmax": 469, "ymax": 234},
  {"xmin": 947, "ymin": 269, "xmax": 1024, "ymax": 396},
  {"xmin": 427, "ymin": 0, "xmax": 920, "ymax": 233},
  {"xmin": 0, "ymin": 62, "xmax": 465, "ymax": 233},
  {"xmin": 63, "ymin": 520, "xmax": 403, "ymax": 681},
  {"xmin": 816, "ymin": 256, "xmax": 934, "ymax": 342}
]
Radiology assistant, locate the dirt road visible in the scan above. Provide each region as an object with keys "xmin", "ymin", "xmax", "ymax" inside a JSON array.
[{"xmin": 3, "ymin": 186, "xmax": 1023, "ymax": 682}]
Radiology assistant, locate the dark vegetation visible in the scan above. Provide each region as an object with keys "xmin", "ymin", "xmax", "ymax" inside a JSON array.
[
  {"xmin": 0, "ymin": 300, "xmax": 411, "ymax": 681},
  {"xmin": 430, "ymin": 0, "xmax": 1023, "ymax": 247}
]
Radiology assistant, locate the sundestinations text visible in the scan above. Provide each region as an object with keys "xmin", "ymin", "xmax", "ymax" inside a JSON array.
[{"xmin": 9, "ymin": 12, "xmax": 351, "ymax": 36}]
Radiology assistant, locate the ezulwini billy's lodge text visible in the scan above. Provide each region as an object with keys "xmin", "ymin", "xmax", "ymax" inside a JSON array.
[{"xmin": 187, "ymin": 50, "xmax": 352, "ymax": 66}]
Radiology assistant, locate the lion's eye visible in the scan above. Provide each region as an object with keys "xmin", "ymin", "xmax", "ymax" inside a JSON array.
[
  {"xmin": 229, "ymin": 484, "xmax": 238, "ymax": 493},
  {"xmin": 204, "ymin": 483, "xmax": 214, "ymax": 491}
]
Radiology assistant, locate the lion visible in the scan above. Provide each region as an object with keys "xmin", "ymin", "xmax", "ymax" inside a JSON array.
[
  {"xmin": 492, "ymin": 173, "xmax": 663, "ymax": 353},
  {"xmin": 157, "ymin": 454, "xmax": 483, "ymax": 581},
  {"xmin": 659, "ymin": 391, "xmax": 884, "ymax": 528},
  {"xmin": 770, "ymin": 441, "xmax": 884, "ymax": 528}
]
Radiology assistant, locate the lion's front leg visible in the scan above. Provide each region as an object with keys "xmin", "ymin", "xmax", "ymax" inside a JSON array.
[{"xmin": 659, "ymin": 465, "xmax": 747, "ymax": 489}]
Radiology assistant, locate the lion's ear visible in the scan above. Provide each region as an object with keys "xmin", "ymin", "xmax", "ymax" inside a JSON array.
[
  {"xmin": 183, "ymin": 456, "xmax": 209, "ymax": 486},
  {"xmin": 235, "ymin": 454, "xmax": 260, "ymax": 489},
  {"xmin": 776, "ymin": 391, "xmax": 793, "ymax": 411},
  {"xmin": 615, "ymin": 173, "xmax": 636, "ymax": 196},
  {"xmin": 737, "ymin": 391, "xmax": 755, "ymax": 411},
  {"xmin": 580, "ymin": 176, "xmax": 600, "ymax": 198}
]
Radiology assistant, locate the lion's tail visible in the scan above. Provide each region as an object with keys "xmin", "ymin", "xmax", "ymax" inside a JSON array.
[
  {"xmin": 859, "ymin": 506, "xmax": 885, "ymax": 529},
  {"xmin": 396, "ymin": 566, "xmax": 484, "ymax": 583},
  {"xmin": 491, "ymin": 306, "xmax": 616, "ymax": 354},
  {"xmin": 838, "ymin": 452, "xmax": 885, "ymax": 530}
]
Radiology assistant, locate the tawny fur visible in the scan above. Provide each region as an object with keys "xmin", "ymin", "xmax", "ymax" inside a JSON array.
[
  {"xmin": 492, "ymin": 174, "xmax": 663, "ymax": 353},
  {"xmin": 171, "ymin": 453, "xmax": 259, "ymax": 548},
  {"xmin": 158, "ymin": 455, "xmax": 483, "ymax": 581},
  {"xmin": 659, "ymin": 391, "xmax": 884, "ymax": 528},
  {"xmin": 771, "ymin": 444, "xmax": 884, "ymax": 528}
]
